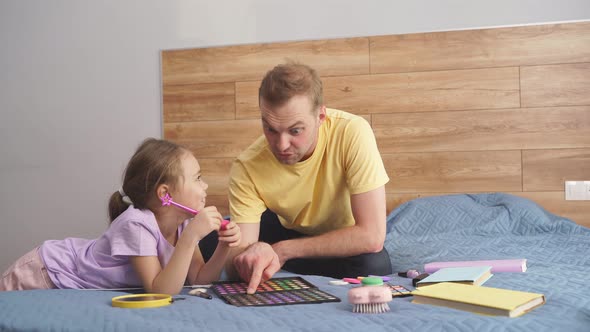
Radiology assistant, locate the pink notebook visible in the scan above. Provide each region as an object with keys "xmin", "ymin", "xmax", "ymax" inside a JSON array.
[{"xmin": 424, "ymin": 259, "xmax": 527, "ymax": 273}]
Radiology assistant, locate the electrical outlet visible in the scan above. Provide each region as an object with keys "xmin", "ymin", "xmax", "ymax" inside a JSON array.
[{"xmin": 565, "ymin": 181, "xmax": 590, "ymax": 200}]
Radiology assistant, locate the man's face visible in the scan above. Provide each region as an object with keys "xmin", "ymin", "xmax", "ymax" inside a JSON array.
[{"xmin": 260, "ymin": 95, "xmax": 325, "ymax": 165}]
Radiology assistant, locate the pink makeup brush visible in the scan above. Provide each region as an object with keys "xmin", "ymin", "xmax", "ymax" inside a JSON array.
[{"xmin": 160, "ymin": 193, "xmax": 229, "ymax": 230}]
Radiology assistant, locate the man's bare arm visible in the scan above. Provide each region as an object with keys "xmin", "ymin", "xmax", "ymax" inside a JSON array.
[{"xmin": 271, "ymin": 186, "xmax": 386, "ymax": 265}]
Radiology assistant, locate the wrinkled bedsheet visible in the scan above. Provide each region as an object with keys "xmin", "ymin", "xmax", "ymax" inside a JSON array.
[{"xmin": 1, "ymin": 193, "xmax": 588, "ymax": 331}]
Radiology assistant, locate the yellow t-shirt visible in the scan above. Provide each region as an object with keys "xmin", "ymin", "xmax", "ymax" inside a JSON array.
[{"xmin": 228, "ymin": 108, "xmax": 389, "ymax": 235}]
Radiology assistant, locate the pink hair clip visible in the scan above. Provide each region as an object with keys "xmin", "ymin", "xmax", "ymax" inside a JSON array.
[{"xmin": 160, "ymin": 193, "xmax": 228, "ymax": 230}]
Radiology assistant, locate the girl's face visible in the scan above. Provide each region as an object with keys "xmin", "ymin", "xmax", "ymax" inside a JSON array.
[{"xmin": 170, "ymin": 152, "xmax": 208, "ymax": 214}]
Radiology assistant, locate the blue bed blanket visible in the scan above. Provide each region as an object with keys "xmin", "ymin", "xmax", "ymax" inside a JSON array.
[
  {"xmin": 384, "ymin": 193, "xmax": 590, "ymax": 330},
  {"xmin": 1, "ymin": 193, "xmax": 589, "ymax": 331}
]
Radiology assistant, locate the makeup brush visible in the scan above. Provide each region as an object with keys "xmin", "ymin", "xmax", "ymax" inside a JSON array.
[{"xmin": 160, "ymin": 193, "xmax": 229, "ymax": 230}]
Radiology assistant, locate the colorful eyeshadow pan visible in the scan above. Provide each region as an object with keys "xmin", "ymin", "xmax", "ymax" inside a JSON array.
[
  {"xmin": 387, "ymin": 283, "xmax": 413, "ymax": 298},
  {"xmin": 211, "ymin": 277, "xmax": 341, "ymax": 307}
]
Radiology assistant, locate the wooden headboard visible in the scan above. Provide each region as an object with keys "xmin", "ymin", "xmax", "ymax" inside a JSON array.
[{"xmin": 161, "ymin": 21, "xmax": 590, "ymax": 227}]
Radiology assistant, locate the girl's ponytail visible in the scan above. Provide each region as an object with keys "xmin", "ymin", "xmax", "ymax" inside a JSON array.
[{"xmin": 108, "ymin": 190, "xmax": 130, "ymax": 222}]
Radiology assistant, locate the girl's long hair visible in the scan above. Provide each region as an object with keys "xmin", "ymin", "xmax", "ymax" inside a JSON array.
[{"xmin": 108, "ymin": 138, "xmax": 187, "ymax": 222}]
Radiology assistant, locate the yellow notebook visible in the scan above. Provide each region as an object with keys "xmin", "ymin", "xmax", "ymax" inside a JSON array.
[{"xmin": 411, "ymin": 282, "xmax": 545, "ymax": 317}]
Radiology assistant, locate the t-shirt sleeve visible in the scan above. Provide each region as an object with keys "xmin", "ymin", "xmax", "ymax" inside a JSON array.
[
  {"xmin": 343, "ymin": 117, "xmax": 390, "ymax": 194},
  {"xmin": 109, "ymin": 218, "xmax": 159, "ymax": 257},
  {"xmin": 228, "ymin": 160, "xmax": 267, "ymax": 224}
]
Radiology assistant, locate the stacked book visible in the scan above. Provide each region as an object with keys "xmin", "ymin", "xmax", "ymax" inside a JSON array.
[{"xmin": 410, "ymin": 259, "xmax": 545, "ymax": 317}]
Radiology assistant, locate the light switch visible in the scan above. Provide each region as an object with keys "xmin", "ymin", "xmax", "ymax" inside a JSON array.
[{"xmin": 565, "ymin": 181, "xmax": 590, "ymax": 200}]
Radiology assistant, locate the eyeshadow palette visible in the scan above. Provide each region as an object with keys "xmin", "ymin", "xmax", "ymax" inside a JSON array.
[
  {"xmin": 211, "ymin": 277, "xmax": 341, "ymax": 307},
  {"xmin": 388, "ymin": 284, "xmax": 413, "ymax": 298}
]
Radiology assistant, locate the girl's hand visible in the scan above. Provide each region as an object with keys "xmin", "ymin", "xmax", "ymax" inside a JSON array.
[
  {"xmin": 186, "ymin": 206, "xmax": 222, "ymax": 242},
  {"xmin": 217, "ymin": 221, "xmax": 241, "ymax": 247}
]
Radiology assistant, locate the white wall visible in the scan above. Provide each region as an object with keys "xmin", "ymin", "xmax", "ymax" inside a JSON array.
[{"xmin": 1, "ymin": 0, "xmax": 589, "ymax": 272}]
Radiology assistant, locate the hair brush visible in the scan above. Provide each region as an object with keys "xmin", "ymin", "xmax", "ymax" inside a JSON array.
[{"xmin": 348, "ymin": 276, "xmax": 392, "ymax": 314}]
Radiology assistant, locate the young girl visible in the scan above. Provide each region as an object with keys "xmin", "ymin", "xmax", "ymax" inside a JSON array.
[{"xmin": 0, "ymin": 138, "xmax": 240, "ymax": 294}]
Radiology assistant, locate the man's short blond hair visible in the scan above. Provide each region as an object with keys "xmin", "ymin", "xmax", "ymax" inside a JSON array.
[{"xmin": 258, "ymin": 62, "xmax": 323, "ymax": 112}]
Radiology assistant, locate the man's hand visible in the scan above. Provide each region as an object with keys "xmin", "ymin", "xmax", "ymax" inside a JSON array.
[{"xmin": 233, "ymin": 242, "xmax": 281, "ymax": 294}]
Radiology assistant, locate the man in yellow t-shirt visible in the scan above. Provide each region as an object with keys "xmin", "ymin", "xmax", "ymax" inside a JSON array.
[{"xmin": 201, "ymin": 62, "xmax": 391, "ymax": 294}]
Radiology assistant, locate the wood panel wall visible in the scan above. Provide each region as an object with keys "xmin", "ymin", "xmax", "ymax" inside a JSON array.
[{"xmin": 162, "ymin": 21, "xmax": 590, "ymax": 227}]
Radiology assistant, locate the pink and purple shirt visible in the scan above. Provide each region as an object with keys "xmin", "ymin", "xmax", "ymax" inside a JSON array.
[{"xmin": 39, "ymin": 206, "xmax": 188, "ymax": 289}]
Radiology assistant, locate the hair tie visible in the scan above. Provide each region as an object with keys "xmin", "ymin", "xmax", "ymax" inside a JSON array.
[{"xmin": 118, "ymin": 188, "xmax": 133, "ymax": 205}]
